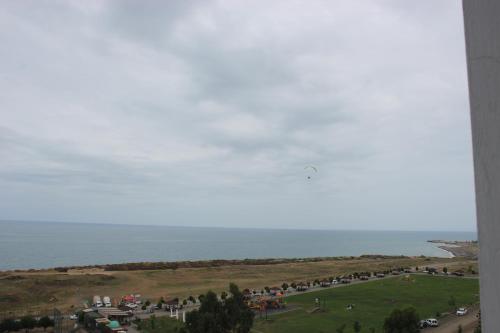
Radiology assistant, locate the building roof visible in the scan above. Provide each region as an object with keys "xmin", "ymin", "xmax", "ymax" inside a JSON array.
[{"xmin": 98, "ymin": 307, "xmax": 130, "ymax": 317}]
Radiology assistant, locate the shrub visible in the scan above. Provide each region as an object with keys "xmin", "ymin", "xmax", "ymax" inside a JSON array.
[
  {"xmin": 383, "ymin": 307, "xmax": 419, "ymax": 333},
  {"xmin": 37, "ymin": 317, "xmax": 54, "ymax": 331}
]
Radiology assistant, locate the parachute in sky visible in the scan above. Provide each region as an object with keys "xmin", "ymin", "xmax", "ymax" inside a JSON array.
[{"xmin": 304, "ymin": 165, "xmax": 318, "ymax": 179}]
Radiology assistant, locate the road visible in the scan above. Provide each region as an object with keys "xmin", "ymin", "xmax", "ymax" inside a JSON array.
[{"xmin": 422, "ymin": 306, "xmax": 479, "ymax": 333}]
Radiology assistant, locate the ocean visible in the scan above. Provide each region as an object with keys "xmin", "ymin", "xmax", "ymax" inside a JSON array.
[{"xmin": 0, "ymin": 221, "xmax": 476, "ymax": 271}]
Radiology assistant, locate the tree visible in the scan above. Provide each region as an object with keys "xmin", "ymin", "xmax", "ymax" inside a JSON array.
[
  {"xmin": 0, "ymin": 318, "xmax": 19, "ymax": 332},
  {"xmin": 353, "ymin": 321, "xmax": 361, "ymax": 333},
  {"xmin": 281, "ymin": 283, "xmax": 289, "ymax": 291},
  {"xmin": 185, "ymin": 283, "xmax": 254, "ymax": 333},
  {"xmin": 20, "ymin": 316, "xmax": 36, "ymax": 333},
  {"xmin": 383, "ymin": 307, "xmax": 420, "ymax": 333},
  {"xmin": 448, "ymin": 296, "xmax": 456, "ymax": 309},
  {"xmin": 224, "ymin": 283, "xmax": 254, "ymax": 333},
  {"xmin": 443, "ymin": 267, "xmax": 448, "ymax": 274},
  {"xmin": 183, "ymin": 299, "xmax": 188, "ymax": 306},
  {"xmin": 220, "ymin": 291, "xmax": 228, "ymax": 300},
  {"xmin": 37, "ymin": 316, "xmax": 53, "ymax": 331},
  {"xmin": 369, "ymin": 328, "xmax": 376, "ymax": 333}
]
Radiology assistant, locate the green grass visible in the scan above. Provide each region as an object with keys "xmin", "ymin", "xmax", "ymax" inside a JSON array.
[
  {"xmin": 253, "ymin": 275, "xmax": 479, "ymax": 333},
  {"xmin": 139, "ymin": 315, "xmax": 185, "ymax": 333}
]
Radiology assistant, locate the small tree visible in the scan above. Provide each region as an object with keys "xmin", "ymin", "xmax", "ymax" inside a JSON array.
[
  {"xmin": 37, "ymin": 316, "xmax": 53, "ymax": 331},
  {"xmin": 150, "ymin": 315, "xmax": 156, "ymax": 330},
  {"xmin": 20, "ymin": 316, "xmax": 36, "ymax": 333},
  {"xmin": 221, "ymin": 291, "xmax": 228, "ymax": 300},
  {"xmin": 145, "ymin": 300, "xmax": 151, "ymax": 306},
  {"xmin": 443, "ymin": 267, "xmax": 448, "ymax": 274},
  {"xmin": 353, "ymin": 321, "xmax": 361, "ymax": 333},
  {"xmin": 183, "ymin": 299, "xmax": 188, "ymax": 305},
  {"xmin": 448, "ymin": 296, "xmax": 456, "ymax": 309},
  {"xmin": 281, "ymin": 283, "xmax": 289, "ymax": 290},
  {"xmin": 336, "ymin": 324, "xmax": 346, "ymax": 333},
  {"xmin": 264, "ymin": 286, "xmax": 270, "ymax": 294}
]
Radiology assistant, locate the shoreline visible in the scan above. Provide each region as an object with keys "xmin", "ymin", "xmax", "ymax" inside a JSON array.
[
  {"xmin": 427, "ymin": 240, "xmax": 478, "ymax": 259},
  {"xmin": 0, "ymin": 254, "xmax": 415, "ymax": 274}
]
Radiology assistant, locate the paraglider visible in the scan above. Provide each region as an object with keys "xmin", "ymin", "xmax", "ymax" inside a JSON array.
[{"xmin": 304, "ymin": 165, "xmax": 318, "ymax": 179}]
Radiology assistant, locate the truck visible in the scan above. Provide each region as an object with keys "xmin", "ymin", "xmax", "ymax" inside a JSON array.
[
  {"xmin": 93, "ymin": 296, "xmax": 103, "ymax": 308},
  {"xmin": 103, "ymin": 296, "xmax": 112, "ymax": 307}
]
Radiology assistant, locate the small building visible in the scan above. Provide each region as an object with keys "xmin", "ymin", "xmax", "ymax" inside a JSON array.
[{"xmin": 97, "ymin": 307, "xmax": 131, "ymax": 324}]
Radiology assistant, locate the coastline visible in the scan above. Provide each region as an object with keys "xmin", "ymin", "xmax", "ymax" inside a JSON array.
[{"xmin": 427, "ymin": 240, "xmax": 478, "ymax": 259}]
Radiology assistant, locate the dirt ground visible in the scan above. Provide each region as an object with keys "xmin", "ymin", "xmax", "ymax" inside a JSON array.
[
  {"xmin": 0, "ymin": 256, "xmax": 477, "ymax": 316},
  {"xmin": 422, "ymin": 305, "xmax": 480, "ymax": 333}
]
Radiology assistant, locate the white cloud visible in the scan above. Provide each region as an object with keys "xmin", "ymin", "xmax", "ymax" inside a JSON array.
[{"xmin": 0, "ymin": 0, "xmax": 475, "ymax": 231}]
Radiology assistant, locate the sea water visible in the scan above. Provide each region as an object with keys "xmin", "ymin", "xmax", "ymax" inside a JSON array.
[{"xmin": 0, "ymin": 220, "xmax": 476, "ymax": 270}]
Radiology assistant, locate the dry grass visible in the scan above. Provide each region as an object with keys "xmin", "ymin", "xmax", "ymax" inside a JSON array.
[{"xmin": 0, "ymin": 256, "xmax": 477, "ymax": 316}]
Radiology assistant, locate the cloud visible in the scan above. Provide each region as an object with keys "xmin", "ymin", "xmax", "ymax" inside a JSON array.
[{"xmin": 0, "ymin": 0, "xmax": 475, "ymax": 231}]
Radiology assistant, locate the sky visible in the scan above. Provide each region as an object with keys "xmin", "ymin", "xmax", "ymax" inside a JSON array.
[{"xmin": 0, "ymin": 1, "xmax": 476, "ymax": 231}]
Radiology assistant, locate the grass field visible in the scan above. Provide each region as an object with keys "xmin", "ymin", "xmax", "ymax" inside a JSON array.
[
  {"xmin": 0, "ymin": 257, "xmax": 477, "ymax": 315},
  {"xmin": 253, "ymin": 275, "xmax": 479, "ymax": 333},
  {"xmin": 139, "ymin": 316, "xmax": 184, "ymax": 333}
]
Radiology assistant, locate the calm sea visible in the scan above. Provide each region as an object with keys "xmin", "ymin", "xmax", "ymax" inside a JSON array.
[{"xmin": 0, "ymin": 221, "xmax": 476, "ymax": 271}]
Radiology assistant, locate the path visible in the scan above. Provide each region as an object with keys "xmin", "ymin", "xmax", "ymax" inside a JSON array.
[{"xmin": 422, "ymin": 306, "xmax": 479, "ymax": 333}]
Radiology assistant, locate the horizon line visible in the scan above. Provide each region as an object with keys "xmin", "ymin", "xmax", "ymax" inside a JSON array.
[{"xmin": 0, "ymin": 218, "xmax": 478, "ymax": 234}]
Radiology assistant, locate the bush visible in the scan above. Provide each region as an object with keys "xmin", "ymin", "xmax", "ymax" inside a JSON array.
[
  {"xmin": 20, "ymin": 316, "xmax": 36, "ymax": 333},
  {"xmin": 0, "ymin": 318, "xmax": 20, "ymax": 332},
  {"xmin": 37, "ymin": 317, "xmax": 54, "ymax": 331},
  {"xmin": 336, "ymin": 324, "xmax": 346, "ymax": 333},
  {"xmin": 383, "ymin": 307, "xmax": 420, "ymax": 333},
  {"xmin": 353, "ymin": 321, "xmax": 361, "ymax": 333}
]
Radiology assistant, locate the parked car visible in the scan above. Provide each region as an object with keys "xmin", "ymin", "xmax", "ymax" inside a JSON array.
[
  {"xmin": 425, "ymin": 318, "xmax": 439, "ymax": 327},
  {"xmin": 69, "ymin": 314, "xmax": 78, "ymax": 320},
  {"xmin": 125, "ymin": 302, "xmax": 138, "ymax": 308},
  {"xmin": 456, "ymin": 307, "xmax": 468, "ymax": 316}
]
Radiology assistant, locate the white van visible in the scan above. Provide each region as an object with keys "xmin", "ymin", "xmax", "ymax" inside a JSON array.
[
  {"xmin": 93, "ymin": 295, "xmax": 103, "ymax": 307},
  {"xmin": 103, "ymin": 296, "xmax": 112, "ymax": 307}
]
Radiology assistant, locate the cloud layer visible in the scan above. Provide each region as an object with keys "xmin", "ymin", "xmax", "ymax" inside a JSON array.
[{"xmin": 0, "ymin": 1, "xmax": 475, "ymax": 231}]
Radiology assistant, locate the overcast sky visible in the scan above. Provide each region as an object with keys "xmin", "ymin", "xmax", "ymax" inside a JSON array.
[{"xmin": 0, "ymin": 1, "xmax": 476, "ymax": 231}]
